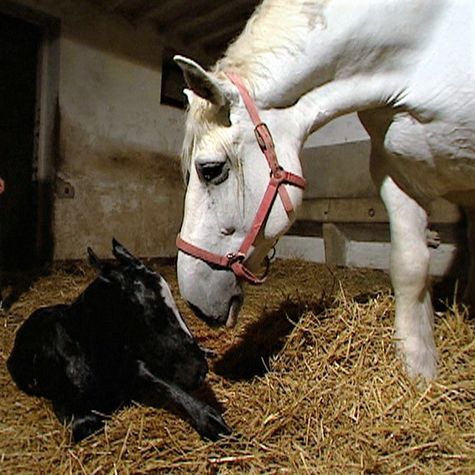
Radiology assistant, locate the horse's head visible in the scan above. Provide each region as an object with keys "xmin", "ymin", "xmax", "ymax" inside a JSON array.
[{"xmin": 175, "ymin": 56, "xmax": 305, "ymax": 327}]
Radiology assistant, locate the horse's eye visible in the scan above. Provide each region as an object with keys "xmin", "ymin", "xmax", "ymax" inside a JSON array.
[{"xmin": 196, "ymin": 161, "xmax": 229, "ymax": 185}]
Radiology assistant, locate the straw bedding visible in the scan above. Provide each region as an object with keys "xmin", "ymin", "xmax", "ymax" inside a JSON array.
[{"xmin": 0, "ymin": 259, "xmax": 473, "ymax": 474}]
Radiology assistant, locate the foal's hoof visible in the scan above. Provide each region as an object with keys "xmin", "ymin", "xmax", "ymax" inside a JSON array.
[
  {"xmin": 196, "ymin": 406, "xmax": 232, "ymax": 441},
  {"xmin": 71, "ymin": 414, "xmax": 104, "ymax": 442}
]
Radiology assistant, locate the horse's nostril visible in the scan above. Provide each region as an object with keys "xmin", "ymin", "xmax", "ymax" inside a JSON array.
[{"xmin": 220, "ymin": 227, "xmax": 235, "ymax": 236}]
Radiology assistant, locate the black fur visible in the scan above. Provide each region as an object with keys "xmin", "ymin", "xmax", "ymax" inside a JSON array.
[{"xmin": 7, "ymin": 239, "xmax": 231, "ymax": 441}]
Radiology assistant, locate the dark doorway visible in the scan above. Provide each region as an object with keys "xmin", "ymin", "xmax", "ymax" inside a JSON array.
[{"xmin": 0, "ymin": 12, "xmax": 41, "ymax": 273}]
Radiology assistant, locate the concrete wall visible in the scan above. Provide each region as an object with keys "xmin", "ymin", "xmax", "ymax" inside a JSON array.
[
  {"xmin": 303, "ymin": 113, "xmax": 373, "ymax": 199},
  {"xmin": 12, "ymin": 0, "xmax": 186, "ymax": 260},
  {"xmin": 6, "ymin": 0, "xmax": 378, "ymax": 263},
  {"xmin": 4, "ymin": 0, "xmax": 459, "ymax": 274},
  {"xmin": 280, "ymin": 114, "xmax": 461, "ymax": 276}
]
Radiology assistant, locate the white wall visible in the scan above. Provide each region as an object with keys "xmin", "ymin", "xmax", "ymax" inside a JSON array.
[
  {"xmin": 305, "ymin": 113, "xmax": 368, "ymax": 148},
  {"xmin": 13, "ymin": 0, "xmax": 186, "ymax": 259},
  {"xmin": 302, "ymin": 114, "xmax": 374, "ymax": 199}
]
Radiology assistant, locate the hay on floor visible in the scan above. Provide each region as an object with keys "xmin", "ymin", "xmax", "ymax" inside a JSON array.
[{"xmin": 0, "ymin": 259, "xmax": 473, "ymax": 474}]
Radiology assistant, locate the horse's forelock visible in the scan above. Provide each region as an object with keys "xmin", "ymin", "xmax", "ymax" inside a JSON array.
[
  {"xmin": 181, "ymin": 99, "xmax": 214, "ymax": 177},
  {"xmin": 181, "ymin": 98, "xmax": 235, "ymax": 179}
]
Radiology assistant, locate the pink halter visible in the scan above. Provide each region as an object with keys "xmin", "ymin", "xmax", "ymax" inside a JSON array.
[{"xmin": 176, "ymin": 73, "xmax": 306, "ymax": 284}]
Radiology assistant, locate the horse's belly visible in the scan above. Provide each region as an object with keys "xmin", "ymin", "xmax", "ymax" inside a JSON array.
[{"xmin": 381, "ymin": 112, "xmax": 475, "ymax": 204}]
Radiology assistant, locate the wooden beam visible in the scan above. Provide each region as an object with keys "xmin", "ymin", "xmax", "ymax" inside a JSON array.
[
  {"xmin": 196, "ymin": 22, "xmax": 244, "ymax": 50},
  {"xmin": 95, "ymin": 0, "xmax": 130, "ymax": 12},
  {"xmin": 298, "ymin": 197, "xmax": 461, "ymax": 224},
  {"xmin": 323, "ymin": 223, "xmax": 349, "ymax": 266},
  {"xmin": 131, "ymin": 0, "xmax": 196, "ymax": 24},
  {"xmin": 160, "ymin": 0, "xmax": 256, "ymax": 37},
  {"xmin": 153, "ymin": 29, "xmax": 209, "ymax": 65}
]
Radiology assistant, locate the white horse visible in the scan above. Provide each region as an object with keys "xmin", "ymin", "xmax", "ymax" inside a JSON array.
[{"xmin": 174, "ymin": 0, "xmax": 475, "ymax": 381}]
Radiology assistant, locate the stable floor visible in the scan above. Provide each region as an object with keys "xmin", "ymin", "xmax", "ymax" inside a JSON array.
[{"xmin": 0, "ymin": 259, "xmax": 474, "ymax": 474}]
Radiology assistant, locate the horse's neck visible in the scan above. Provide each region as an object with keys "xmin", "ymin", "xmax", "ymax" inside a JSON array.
[{"xmin": 229, "ymin": 0, "xmax": 444, "ymax": 112}]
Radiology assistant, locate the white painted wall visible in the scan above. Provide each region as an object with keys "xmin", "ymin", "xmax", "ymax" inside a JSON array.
[
  {"xmin": 305, "ymin": 113, "xmax": 368, "ymax": 148},
  {"xmin": 302, "ymin": 114, "xmax": 374, "ymax": 199},
  {"xmin": 13, "ymin": 0, "xmax": 186, "ymax": 259},
  {"xmin": 6, "ymin": 0, "xmax": 459, "ymax": 276}
]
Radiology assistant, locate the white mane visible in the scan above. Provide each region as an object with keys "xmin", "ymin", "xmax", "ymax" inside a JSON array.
[
  {"xmin": 181, "ymin": 0, "xmax": 329, "ymax": 175},
  {"xmin": 215, "ymin": 0, "xmax": 328, "ymax": 88}
]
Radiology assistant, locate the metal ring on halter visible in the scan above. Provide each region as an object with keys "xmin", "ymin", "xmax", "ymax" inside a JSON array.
[
  {"xmin": 226, "ymin": 252, "xmax": 246, "ymax": 265},
  {"xmin": 257, "ymin": 246, "xmax": 277, "ymax": 281},
  {"xmin": 271, "ymin": 167, "xmax": 284, "ymax": 180},
  {"xmin": 260, "ymin": 255, "xmax": 272, "ymax": 281},
  {"xmin": 268, "ymin": 246, "xmax": 277, "ymax": 262}
]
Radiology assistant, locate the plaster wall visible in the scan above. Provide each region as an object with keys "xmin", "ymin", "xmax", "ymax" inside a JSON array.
[
  {"xmin": 5, "ymin": 0, "xmax": 406, "ymax": 264},
  {"xmin": 303, "ymin": 114, "xmax": 374, "ymax": 199},
  {"xmin": 13, "ymin": 0, "xmax": 186, "ymax": 259}
]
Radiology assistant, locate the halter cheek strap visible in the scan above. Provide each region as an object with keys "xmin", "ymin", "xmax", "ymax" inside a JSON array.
[{"xmin": 176, "ymin": 72, "xmax": 306, "ymax": 285}]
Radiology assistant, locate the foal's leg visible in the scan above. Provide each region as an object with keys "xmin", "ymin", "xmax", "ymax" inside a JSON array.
[
  {"xmin": 381, "ymin": 176, "xmax": 437, "ymax": 380},
  {"xmin": 136, "ymin": 361, "xmax": 231, "ymax": 441}
]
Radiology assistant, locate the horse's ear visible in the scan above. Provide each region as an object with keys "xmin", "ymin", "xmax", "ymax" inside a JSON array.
[
  {"xmin": 174, "ymin": 55, "xmax": 229, "ymax": 107},
  {"xmin": 183, "ymin": 88, "xmax": 195, "ymax": 106}
]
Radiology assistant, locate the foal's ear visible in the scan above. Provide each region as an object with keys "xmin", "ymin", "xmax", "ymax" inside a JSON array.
[
  {"xmin": 112, "ymin": 238, "xmax": 140, "ymax": 266},
  {"xmin": 174, "ymin": 55, "xmax": 230, "ymax": 108},
  {"xmin": 87, "ymin": 247, "xmax": 104, "ymax": 271}
]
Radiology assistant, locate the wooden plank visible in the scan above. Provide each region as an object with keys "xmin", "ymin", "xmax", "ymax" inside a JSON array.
[
  {"xmin": 109, "ymin": 0, "xmax": 131, "ymax": 11},
  {"xmin": 298, "ymin": 197, "xmax": 461, "ymax": 224},
  {"xmin": 322, "ymin": 223, "xmax": 349, "ymax": 266},
  {"xmin": 191, "ymin": 20, "xmax": 243, "ymax": 47},
  {"xmin": 93, "ymin": 0, "xmax": 131, "ymax": 12},
  {"xmin": 129, "ymin": 0, "xmax": 179, "ymax": 23},
  {"xmin": 160, "ymin": 0, "xmax": 255, "ymax": 36}
]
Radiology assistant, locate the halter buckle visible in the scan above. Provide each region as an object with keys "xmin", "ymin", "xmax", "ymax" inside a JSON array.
[
  {"xmin": 177, "ymin": 73, "xmax": 306, "ymax": 286},
  {"xmin": 226, "ymin": 251, "xmax": 246, "ymax": 265},
  {"xmin": 254, "ymin": 123, "xmax": 274, "ymax": 152},
  {"xmin": 271, "ymin": 166, "xmax": 285, "ymax": 181}
]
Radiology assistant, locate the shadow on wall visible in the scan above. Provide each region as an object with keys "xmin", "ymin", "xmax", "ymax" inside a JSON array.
[
  {"xmin": 57, "ymin": 113, "xmax": 183, "ymax": 180},
  {"xmin": 54, "ymin": 114, "xmax": 184, "ymax": 259}
]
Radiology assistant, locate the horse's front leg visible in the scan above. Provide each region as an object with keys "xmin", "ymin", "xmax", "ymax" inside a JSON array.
[{"xmin": 381, "ymin": 176, "xmax": 437, "ymax": 381}]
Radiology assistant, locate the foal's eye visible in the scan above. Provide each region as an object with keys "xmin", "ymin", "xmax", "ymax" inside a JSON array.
[{"xmin": 196, "ymin": 161, "xmax": 229, "ymax": 185}]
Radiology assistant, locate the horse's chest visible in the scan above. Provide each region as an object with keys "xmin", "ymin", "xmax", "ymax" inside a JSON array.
[{"xmin": 372, "ymin": 110, "xmax": 475, "ymax": 201}]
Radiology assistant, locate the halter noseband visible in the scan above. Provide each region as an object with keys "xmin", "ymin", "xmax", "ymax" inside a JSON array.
[{"xmin": 176, "ymin": 72, "xmax": 306, "ymax": 284}]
